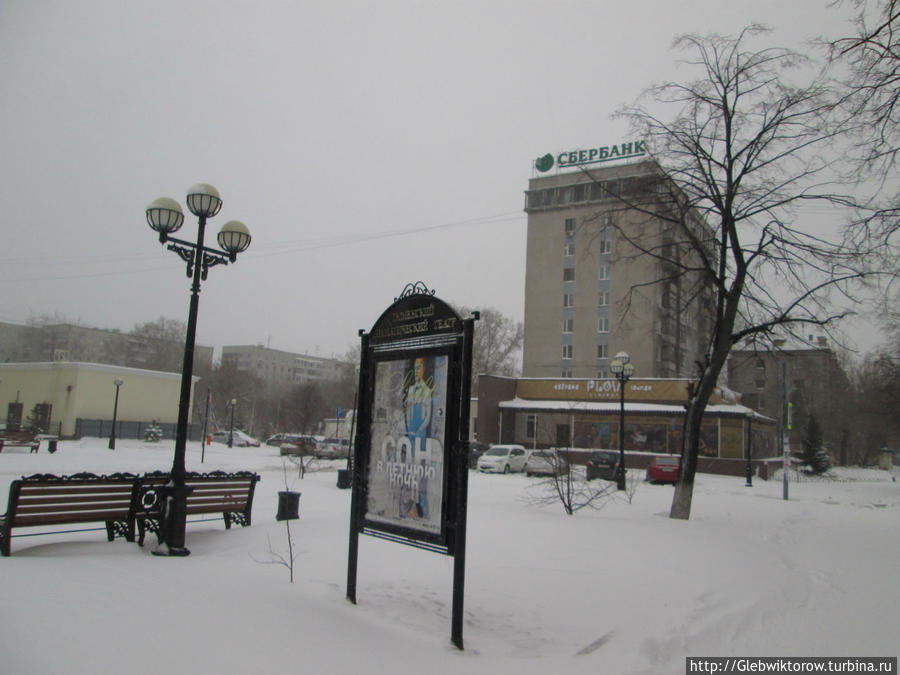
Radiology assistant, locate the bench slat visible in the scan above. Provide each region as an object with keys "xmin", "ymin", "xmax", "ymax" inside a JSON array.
[
  {"xmin": 18, "ymin": 493, "xmax": 134, "ymax": 506},
  {"xmin": 16, "ymin": 502, "xmax": 132, "ymax": 516},
  {"xmin": 18, "ymin": 485, "xmax": 135, "ymax": 497},
  {"xmin": 13, "ymin": 510, "xmax": 131, "ymax": 526}
]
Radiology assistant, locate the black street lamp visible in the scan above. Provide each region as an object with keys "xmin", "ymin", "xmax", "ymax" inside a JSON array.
[
  {"xmin": 108, "ymin": 379, "xmax": 123, "ymax": 450},
  {"xmin": 609, "ymin": 351, "xmax": 634, "ymax": 491},
  {"xmin": 145, "ymin": 184, "xmax": 251, "ymax": 556},
  {"xmin": 228, "ymin": 399, "xmax": 237, "ymax": 448}
]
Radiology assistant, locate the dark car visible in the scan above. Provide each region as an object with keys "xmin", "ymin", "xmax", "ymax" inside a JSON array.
[
  {"xmin": 468, "ymin": 442, "xmax": 490, "ymax": 469},
  {"xmin": 586, "ymin": 450, "xmax": 620, "ymax": 481},
  {"xmin": 646, "ymin": 455, "xmax": 680, "ymax": 484}
]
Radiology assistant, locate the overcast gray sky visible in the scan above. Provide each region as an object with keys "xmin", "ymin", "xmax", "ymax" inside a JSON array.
[{"xmin": 0, "ymin": 1, "xmax": 873, "ymax": 360}]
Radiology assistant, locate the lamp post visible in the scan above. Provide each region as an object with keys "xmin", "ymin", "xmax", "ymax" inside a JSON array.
[
  {"xmin": 609, "ymin": 351, "xmax": 634, "ymax": 491},
  {"xmin": 108, "ymin": 379, "xmax": 123, "ymax": 450},
  {"xmin": 145, "ymin": 184, "xmax": 251, "ymax": 556},
  {"xmin": 228, "ymin": 399, "xmax": 237, "ymax": 448}
]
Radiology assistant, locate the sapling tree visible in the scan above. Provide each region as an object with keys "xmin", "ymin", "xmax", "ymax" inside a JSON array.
[
  {"xmin": 801, "ymin": 414, "xmax": 832, "ymax": 474},
  {"xmin": 252, "ymin": 461, "xmax": 299, "ymax": 582}
]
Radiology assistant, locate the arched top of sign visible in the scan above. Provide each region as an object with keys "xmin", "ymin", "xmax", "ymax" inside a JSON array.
[
  {"xmin": 369, "ymin": 283, "xmax": 464, "ymax": 349},
  {"xmin": 395, "ymin": 281, "xmax": 436, "ymax": 301}
]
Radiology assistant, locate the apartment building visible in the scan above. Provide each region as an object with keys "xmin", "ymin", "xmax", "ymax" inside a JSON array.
[{"xmin": 220, "ymin": 344, "xmax": 343, "ymax": 391}]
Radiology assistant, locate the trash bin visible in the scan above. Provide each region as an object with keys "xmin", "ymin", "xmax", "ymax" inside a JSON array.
[
  {"xmin": 337, "ymin": 469, "xmax": 352, "ymax": 489},
  {"xmin": 48, "ymin": 439, "xmax": 58, "ymax": 453},
  {"xmin": 276, "ymin": 490, "xmax": 301, "ymax": 521}
]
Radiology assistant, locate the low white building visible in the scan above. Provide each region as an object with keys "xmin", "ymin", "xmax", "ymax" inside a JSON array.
[{"xmin": 0, "ymin": 361, "xmax": 196, "ymax": 438}]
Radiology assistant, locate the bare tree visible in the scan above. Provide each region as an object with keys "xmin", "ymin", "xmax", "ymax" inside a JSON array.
[
  {"xmin": 610, "ymin": 27, "xmax": 873, "ymax": 519},
  {"xmin": 131, "ymin": 316, "xmax": 187, "ymax": 372},
  {"xmin": 829, "ymin": 1, "xmax": 900, "ymax": 333},
  {"xmin": 456, "ymin": 305, "xmax": 523, "ymax": 380},
  {"xmin": 830, "ymin": 0, "xmax": 900, "ymax": 175}
]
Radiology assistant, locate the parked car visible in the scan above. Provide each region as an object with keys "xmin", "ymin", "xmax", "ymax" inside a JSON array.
[
  {"xmin": 476, "ymin": 444, "xmax": 528, "ymax": 473},
  {"xmin": 646, "ymin": 455, "xmax": 680, "ymax": 484},
  {"xmin": 524, "ymin": 450, "xmax": 568, "ymax": 477},
  {"xmin": 322, "ymin": 438, "xmax": 349, "ymax": 459},
  {"xmin": 315, "ymin": 438, "xmax": 342, "ymax": 459},
  {"xmin": 585, "ymin": 450, "xmax": 620, "ymax": 481},
  {"xmin": 468, "ymin": 442, "xmax": 490, "ymax": 469},
  {"xmin": 279, "ymin": 436, "xmax": 318, "ymax": 456},
  {"xmin": 212, "ymin": 430, "xmax": 261, "ymax": 447}
]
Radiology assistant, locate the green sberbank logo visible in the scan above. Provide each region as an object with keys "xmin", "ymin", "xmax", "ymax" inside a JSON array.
[{"xmin": 535, "ymin": 140, "xmax": 646, "ymax": 172}]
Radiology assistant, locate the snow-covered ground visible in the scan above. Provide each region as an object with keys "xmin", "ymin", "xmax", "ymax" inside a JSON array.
[{"xmin": 0, "ymin": 438, "xmax": 897, "ymax": 675}]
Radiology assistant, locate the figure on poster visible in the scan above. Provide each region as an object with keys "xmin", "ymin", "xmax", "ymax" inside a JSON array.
[{"xmin": 405, "ymin": 357, "xmax": 433, "ymax": 460}]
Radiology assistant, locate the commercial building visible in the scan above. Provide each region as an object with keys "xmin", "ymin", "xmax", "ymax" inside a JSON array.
[
  {"xmin": 0, "ymin": 361, "xmax": 195, "ymax": 438},
  {"xmin": 523, "ymin": 153, "xmax": 715, "ymax": 380},
  {"xmin": 476, "ymin": 374, "xmax": 776, "ymax": 475}
]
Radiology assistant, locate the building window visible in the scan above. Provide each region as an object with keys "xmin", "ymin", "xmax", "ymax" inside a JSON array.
[
  {"xmin": 599, "ymin": 238, "xmax": 611, "ymax": 254},
  {"xmin": 755, "ymin": 378, "xmax": 766, "ymax": 389},
  {"xmin": 562, "ymin": 368, "xmax": 573, "ymax": 378},
  {"xmin": 605, "ymin": 180, "xmax": 619, "ymax": 197},
  {"xmin": 597, "ymin": 368, "xmax": 607, "ymax": 378},
  {"xmin": 597, "ymin": 344, "xmax": 608, "ymax": 359},
  {"xmin": 563, "ymin": 267, "xmax": 575, "ymax": 282},
  {"xmin": 598, "ymin": 317, "xmax": 609, "ymax": 333},
  {"xmin": 562, "ymin": 318, "xmax": 574, "ymax": 333},
  {"xmin": 565, "ymin": 218, "xmax": 576, "ymax": 236},
  {"xmin": 562, "ymin": 344, "xmax": 573, "ymax": 359},
  {"xmin": 526, "ymin": 414, "xmax": 537, "ymax": 439},
  {"xmin": 563, "ymin": 293, "xmax": 574, "ymax": 308},
  {"xmin": 598, "ymin": 264, "xmax": 610, "ymax": 281},
  {"xmin": 598, "ymin": 290, "xmax": 609, "ymax": 306},
  {"xmin": 564, "ymin": 240, "xmax": 575, "ymax": 256}
]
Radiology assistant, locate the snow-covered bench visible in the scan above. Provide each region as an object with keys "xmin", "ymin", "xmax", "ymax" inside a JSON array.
[
  {"xmin": 0, "ymin": 431, "xmax": 40, "ymax": 453},
  {"xmin": 133, "ymin": 470, "xmax": 261, "ymax": 547},
  {"xmin": 0, "ymin": 472, "xmax": 139, "ymax": 556}
]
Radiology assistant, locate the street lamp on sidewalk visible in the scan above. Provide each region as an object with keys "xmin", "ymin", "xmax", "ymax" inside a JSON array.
[
  {"xmin": 108, "ymin": 379, "xmax": 123, "ymax": 450},
  {"xmin": 145, "ymin": 183, "xmax": 251, "ymax": 556},
  {"xmin": 609, "ymin": 351, "xmax": 634, "ymax": 491}
]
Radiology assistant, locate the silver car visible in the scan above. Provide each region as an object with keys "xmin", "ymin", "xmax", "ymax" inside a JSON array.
[{"xmin": 476, "ymin": 444, "xmax": 528, "ymax": 473}]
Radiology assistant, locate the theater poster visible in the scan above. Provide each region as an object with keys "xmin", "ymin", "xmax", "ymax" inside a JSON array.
[{"xmin": 364, "ymin": 354, "xmax": 448, "ymax": 536}]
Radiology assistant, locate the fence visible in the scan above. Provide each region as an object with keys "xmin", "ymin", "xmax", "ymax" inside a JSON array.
[{"xmin": 74, "ymin": 419, "xmax": 203, "ymax": 442}]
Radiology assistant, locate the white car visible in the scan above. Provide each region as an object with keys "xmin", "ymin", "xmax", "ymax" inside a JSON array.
[
  {"xmin": 524, "ymin": 450, "xmax": 568, "ymax": 477},
  {"xmin": 476, "ymin": 444, "xmax": 528, "ymax": 473}
]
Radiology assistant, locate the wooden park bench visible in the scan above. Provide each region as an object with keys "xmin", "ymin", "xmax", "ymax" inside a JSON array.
[
  {"xmin": 133, "ymin": 470, "xmax": 261, "ymax": 547},
  {"xmin": 0, "ymin": 472, "xmax": 139, "ymax": 556},
  {"xmin": 0, "ymin": 430, "xmax": 40, "ymax": 453}
]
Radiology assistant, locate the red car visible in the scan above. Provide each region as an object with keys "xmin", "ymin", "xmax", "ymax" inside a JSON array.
[{"xmin": 645, "ymin": 456, "xmax": 680, "ymax": 484}]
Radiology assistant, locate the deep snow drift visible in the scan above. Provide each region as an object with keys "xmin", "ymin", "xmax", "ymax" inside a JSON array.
[{"xmin": 0, "ymin": 438, "xmax": 897, "ymax": 675}]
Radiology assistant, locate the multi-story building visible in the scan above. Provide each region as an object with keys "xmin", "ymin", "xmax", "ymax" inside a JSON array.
[
  {"xmin": 727, "ymin": 336, "xmax": 852, "ymax": 463},
  {"xmin": 523, "ymin": 156, "xmax": 715, "ymax": 380},
  {"xmin": 220, "ymin": 344, "xmax": 343, "ymax": 391},
  {"xmin": 0, "ymin": 321, "xmax": 213, "ymax": 372}
]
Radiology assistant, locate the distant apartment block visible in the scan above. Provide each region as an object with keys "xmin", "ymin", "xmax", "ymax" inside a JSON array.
[
  {"xmin": 0, "ymin": 321, "xmax": 213, "ymax": 372},
  {"xmin": 220, "ymin": 345, "xmax": 343, "ymax": 390}
]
